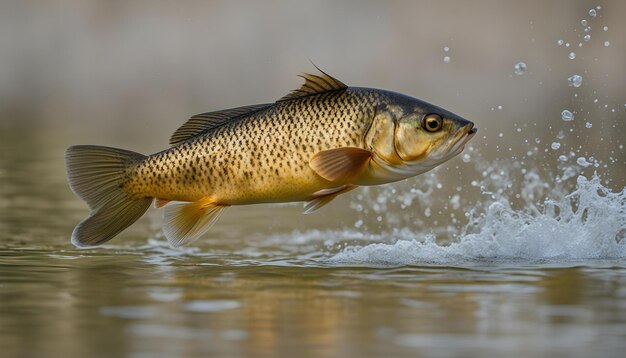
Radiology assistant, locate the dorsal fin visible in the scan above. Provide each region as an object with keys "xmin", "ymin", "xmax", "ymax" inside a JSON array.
[
  {"xmin": 169, "ymin": 103, "xmax": 271, "ymax": 146},
  {"xmin": 278, "ymin": 67, "xmax": 347, "ymax": 102}
]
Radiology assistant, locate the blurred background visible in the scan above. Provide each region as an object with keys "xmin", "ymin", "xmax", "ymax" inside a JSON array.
[{"xmin": 0, "ymin": 0, "xmax": 624, "ymax": 165}]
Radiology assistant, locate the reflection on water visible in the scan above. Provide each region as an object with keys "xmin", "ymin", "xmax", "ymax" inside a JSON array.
[
  {"xmin": 2, "ymin": 248, "xmax": 626, "ymax": 357},
  {"xmin": 1, "ymin": 135, "xmax": 625, "ymax": 357}
]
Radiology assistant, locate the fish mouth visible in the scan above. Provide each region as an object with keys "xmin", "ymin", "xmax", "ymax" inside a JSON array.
[
  {"xmin": 463, "ymin": 124, "xmax": 478, "ymax": 144},
  {"xmin": 404, "ymin": 122, "xmax": 477, "ymax": 168},
  {"xmin": 447, "ymin": 123, "xmax": 477, "ymax": 157}
]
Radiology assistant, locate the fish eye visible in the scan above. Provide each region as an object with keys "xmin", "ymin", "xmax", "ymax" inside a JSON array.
[{"xmin": 423, "ymin": 114, "xmax": 443, "ymax": 132}]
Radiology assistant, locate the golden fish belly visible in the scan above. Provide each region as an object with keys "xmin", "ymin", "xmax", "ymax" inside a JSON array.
[{"xmin": 129, "ymin": 145, "xmax": 339, "ymax": 205}]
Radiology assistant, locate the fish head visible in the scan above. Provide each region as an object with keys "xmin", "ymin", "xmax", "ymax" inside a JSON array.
[
  {"xmin": 394, "ymin": 103, "xmax": 476, "ymax": 165},
  {"xmin": 364, "ymin": 94, "xmax": 476, "ymax": 181}
]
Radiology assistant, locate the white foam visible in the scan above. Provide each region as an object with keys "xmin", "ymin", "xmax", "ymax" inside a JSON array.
[{"xmin": 328, "ymin": 175, "xmax": 626, "ymax": 266}]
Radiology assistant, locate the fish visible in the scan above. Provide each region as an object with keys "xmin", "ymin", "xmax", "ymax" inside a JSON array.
[{"xmin": 65, "ymin": 68, "xmax": 477, "ymax": 248}]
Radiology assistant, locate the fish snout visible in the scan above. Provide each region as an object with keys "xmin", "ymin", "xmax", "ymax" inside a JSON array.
[
  {"xmin": 464, "ymin": 121, "xmax": 477, "ymax": 136},
  {"xmin": 457, "ymin": 121, "xmax": 477, "ymax": 149}
]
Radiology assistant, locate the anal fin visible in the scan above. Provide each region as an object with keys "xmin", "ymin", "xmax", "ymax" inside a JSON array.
[
  {"xmin": 163, "ymin": 199, "xmax": 228, "ymax": 247},
  {"xmin": 304, "ymin": 185, "xmax": 358, "ymax": 214}
]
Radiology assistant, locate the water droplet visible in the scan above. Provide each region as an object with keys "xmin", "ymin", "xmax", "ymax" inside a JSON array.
[
  {"xmin": 514, "ymin": 62, "xmax": 527, "ymax": 75},
  {"xmin": 603, "ymin": 26, "xmax": 608, "ymax": 31},
  {"xmin": 584, "ymin": 27, "xmax": 590, "ymax": 33},
  {"xmin": 559, "ymin": 155, "xmax": 568, "ymax": 161},
  {"xmin": 551, "ymin": 142, "xmax": 561, "ymax": 150},
  {"xmin": 498, "ymin": 132, "xmax": 503, "ymax": 137},
  {"xmin": 565, "ymin": 42, "xmax": 571, "ymax": 47},
  {"xmin": 561, "ymin": 110, "xmax": 574, "ymax": 121},
  {"xmin": 497, "ymin": 105, "xmax": 503, "ymax": 110},
  {"xmin": 567, "ymin": 74, "xmax": 583, "ymax": 87},
  {"xmin": 596, "ymin": 6, "xmax": 601, "ymax": 10},
  {"xmin": 557, "ymin": 39, "xmax": 564, "ymax": 46},
  {"xmin": 589, "ymin": 8, "xmax": 597, "ymax": 17},
  {"xmin": 604, "ymin": 41, "xmax": 610, "ymax": 47},
  {"xmin": 443, "ymin": 56, "xmax": 451, "ymax": 63},
  {"xmin": 581, "ymin": 19, "xmax": 588, "ymax": 26},
  {"xmin": 568, "ymin": 52, "xmax": 576, "ymax": 59},
  {"xmin": 577, "ymin": 157, "xmax": 591, "ymax": 167},
  {"xmin": 583, "ymin": 34, "xmax": 591, "ymax": 41},
  {"xmin": 443, "ymin": 46, "xmax": 450, "ymax": 52},
  {"xmin": 462, "ymin": 153, "xmax": 471, "ymax": 163},
  {"xmin": 578, "ymin": 42, "xmax": 583, "ymax": 48},
  {"xmin": 585, "ymin": 122, "xmax": 593, "ymax": 128}
]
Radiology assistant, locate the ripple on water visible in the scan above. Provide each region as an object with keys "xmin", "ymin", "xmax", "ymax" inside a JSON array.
[{"xmin": 184, "ymin": 300, "xmax": 241, "ymax": 313}]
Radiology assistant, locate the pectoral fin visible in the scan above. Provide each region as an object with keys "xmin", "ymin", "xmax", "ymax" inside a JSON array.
[
  {"xmin": 309, "ymin": 147, "xmax": 371, "ymax": 183},
  {"xmin": 163, "ymin": 199, "xmax": 227, "ymax": 247},
  {"xmin": 304, "ymin": 184, "xmax": 358, "ymax": 214}
]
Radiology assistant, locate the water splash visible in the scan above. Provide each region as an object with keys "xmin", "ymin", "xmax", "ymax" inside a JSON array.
[{"xmin": 328, "ymin": 175, "xmax": 625, "ymax": 266}]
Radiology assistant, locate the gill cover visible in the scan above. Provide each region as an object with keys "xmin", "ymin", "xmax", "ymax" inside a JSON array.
[{"xmin": 364, "ymin": 104, "xmax": 402, "ymax": 165}]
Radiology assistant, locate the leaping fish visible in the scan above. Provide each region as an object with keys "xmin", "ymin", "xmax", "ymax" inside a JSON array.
[{"xmin": 65, "ymin": 68, "xmax": 477, "ymax": 247}]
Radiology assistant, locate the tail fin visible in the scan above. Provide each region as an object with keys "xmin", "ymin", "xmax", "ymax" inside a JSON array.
[{"xmin": 65, "ymin": 145, "xmax": 152, "ymax": 247}]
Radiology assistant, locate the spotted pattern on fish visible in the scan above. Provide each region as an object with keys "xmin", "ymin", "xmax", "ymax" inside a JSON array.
[{"xmin": 125, "ymin": 88, "xmax": 382, "ymax": 204}]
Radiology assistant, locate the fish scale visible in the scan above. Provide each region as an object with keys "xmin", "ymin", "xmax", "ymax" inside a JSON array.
[
  {"xmin": 128, "ymin": 88, "xmax": 379, "ymax": 205},
  {"xmin": 65, "ymin": 69, "xmax": 475, "ymax": 247}
]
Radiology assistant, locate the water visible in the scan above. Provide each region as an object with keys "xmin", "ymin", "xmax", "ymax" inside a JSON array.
[
  {"xmin": 568, "ymin": 75, "xmax": 583, "ymax": 88},
  {"xmin": 561, "ymin": 110, "xmax": 574, "ymax": 121},
  {"xmin": 514, "ymin": 62, "xmax": 527, "ymax": 75}
]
